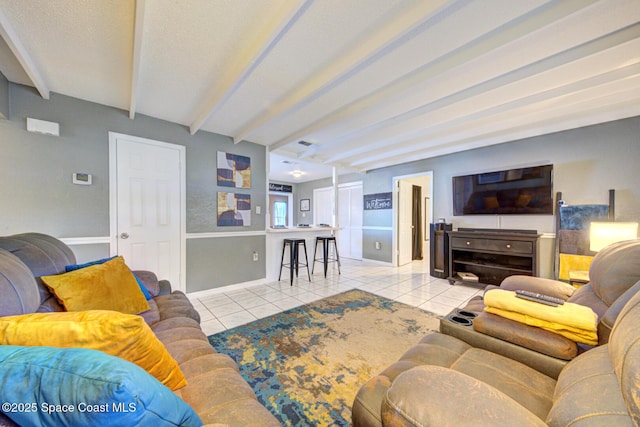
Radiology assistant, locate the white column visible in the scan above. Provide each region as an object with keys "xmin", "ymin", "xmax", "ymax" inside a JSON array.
[{"xmin": 332, "ymin": 167, "xmax": 339, "ymax": 235}]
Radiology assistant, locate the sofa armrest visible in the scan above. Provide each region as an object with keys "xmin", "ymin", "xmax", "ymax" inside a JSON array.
[
  {"xmin": 501, "ymin": 275, "xmax": 575, "ymax": 300},
  {"xmin": 599, "ymin": 279, "xmax": 640, "ymax": 344},
  {"xmin": 157, "ymin": 279, "xmax": 172, "ymax": 296},
  {"xmin": 473, "ymin": 311, "xmax": 578, "ymax": 360},
  {"xmin": 132, "ymin": 270, "xmax": 161, "ymax": 297},
  {"xmin": 382, "ymin": 365, "xmax": 546, "ymax": 427}
]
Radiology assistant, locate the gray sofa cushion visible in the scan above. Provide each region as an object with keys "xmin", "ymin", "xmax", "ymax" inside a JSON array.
[
  {"xmin": 0, "ymin": 249, "xmax": 40, "ymax": 316},
  {"xmin": 0, "ymin": 233, "xmax": 77, "ymax": 309}
]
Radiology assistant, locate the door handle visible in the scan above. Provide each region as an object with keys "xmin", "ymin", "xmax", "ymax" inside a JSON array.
[{"xmin": 120, "ymin": 232, "xmax": 130, "ymax": 239}]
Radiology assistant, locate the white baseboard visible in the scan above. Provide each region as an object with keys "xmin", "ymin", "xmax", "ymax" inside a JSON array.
[
  {"xmin": 361, "ymin": 258, "xmax": 393, "ymax": 266},
  {"xmin": 186, "ymin": 278, "xmax": 267, "ymax": 300}
]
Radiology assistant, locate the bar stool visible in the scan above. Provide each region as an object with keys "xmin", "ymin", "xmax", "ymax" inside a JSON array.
[
  {"xmin": 312, "ymin": 236, "xmax": 341, "ymax": 278},
  {"xmin": 278, "ymin": 238, "xmax": 311, "ymax": 285}
]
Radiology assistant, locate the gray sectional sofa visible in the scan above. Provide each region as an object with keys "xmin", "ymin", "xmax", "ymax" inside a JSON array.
[{"xmin": 0, "ymin": 233, "xmax": 280, "ymax": 426}]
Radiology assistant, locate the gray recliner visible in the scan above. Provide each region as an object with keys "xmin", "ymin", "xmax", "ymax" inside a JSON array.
[
  {"xmin": 352, "ymin": 277, "xmax": 640, "ymax": 426},
  {"xmin": 440, "ymin": 239, "xmax": 640, "ymax": 378}
]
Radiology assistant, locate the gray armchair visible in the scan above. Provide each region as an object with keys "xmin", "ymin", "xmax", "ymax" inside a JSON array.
[
  {"xmin": 353, "ymin": 281, "xmax": 640, "ymax": 426},
  {"xmin": 459, "ymin": 240, "xmax": 640, "ymax": 365}
]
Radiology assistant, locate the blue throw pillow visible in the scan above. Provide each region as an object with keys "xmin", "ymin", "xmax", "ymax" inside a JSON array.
[
  {"xmin": 0, "ymin": 345, "xmax": 201, "ymax": 427},
  {"xmin": 65, "ymin": 256, "xmax": 118, "ymax": 271},
  {"xmin": 66, "ymin": 257, "xmax": 153, "ymax": 300}
]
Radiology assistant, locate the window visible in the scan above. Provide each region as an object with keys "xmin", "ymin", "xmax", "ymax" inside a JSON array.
[
  {"xmin": 273, "ymin": 201, "xmax": 287, "ymax": 226},
  {"xmin": 269, "ymin": 194, "xmax": 290, "ymax": 228}
]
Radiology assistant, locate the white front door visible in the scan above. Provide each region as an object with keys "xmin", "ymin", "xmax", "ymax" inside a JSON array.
[
  {"xmin": 398, "ymin": 179, "xmax": 413, "ymax": 266},
  {"xmin": 109, "ymin": 132, "xmax": 185, "ymax": 291}
]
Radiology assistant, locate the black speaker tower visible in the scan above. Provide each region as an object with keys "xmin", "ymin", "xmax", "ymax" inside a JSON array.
[{"xmin": 430, "ymin": 223, "xmax": 452, "ymax": 279}]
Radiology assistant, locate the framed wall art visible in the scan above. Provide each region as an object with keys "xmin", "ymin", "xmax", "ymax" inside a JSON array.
[
  {"xmin": 217, "ymin": 192, "xmax": 251, "ymax": 226},
  {"xmin": 217, "ymin": 151, "xmax": 251, "ymax": 188}
]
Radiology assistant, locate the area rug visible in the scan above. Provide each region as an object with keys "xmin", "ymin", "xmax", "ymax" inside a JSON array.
[{"xmin": 208, "ymin": 289, "xmax": 440, "ymax": 426}]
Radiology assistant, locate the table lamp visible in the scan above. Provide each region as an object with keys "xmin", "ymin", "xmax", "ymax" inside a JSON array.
[{"xmin": 589, "ymin": 221, "xmax": 639, "ymax": 252}]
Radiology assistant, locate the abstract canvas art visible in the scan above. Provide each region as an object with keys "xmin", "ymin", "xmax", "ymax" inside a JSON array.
[
  {"xmin": 217, "ymin": 152, "xmax": 251, "ymax": 188},
  {"xmin": 217, "ymin": 192, "xmax": 251, "ymax": 226}
]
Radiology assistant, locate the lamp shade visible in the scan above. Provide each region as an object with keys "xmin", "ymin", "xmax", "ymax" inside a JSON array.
[{"xmin": 589, "ymin": 221, "xmax": 638, "ymax": 252}]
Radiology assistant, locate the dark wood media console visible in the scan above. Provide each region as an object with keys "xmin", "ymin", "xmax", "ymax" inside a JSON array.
[{"xmin": 447, "ymin": 228, "xmax": 540, "ymax": 286}]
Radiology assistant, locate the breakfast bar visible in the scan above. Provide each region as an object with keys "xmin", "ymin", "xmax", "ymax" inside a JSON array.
[{"xmin": 265, "ymin": 226, "xmax": 338, "ymax": 282}]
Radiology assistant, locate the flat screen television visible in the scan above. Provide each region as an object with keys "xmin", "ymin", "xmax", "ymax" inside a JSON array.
[{"xmin": 453, "ymin": 164, "xmax": 553, "ymax": 216}]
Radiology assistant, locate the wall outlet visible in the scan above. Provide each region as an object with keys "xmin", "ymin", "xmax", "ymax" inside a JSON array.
[
  {"xmin": 375, "ymin": 241, "xmax": 381, "ymax": 250},
  {"xmin": 253, "ymin": 251, "xmax": 259, "ymax": 261}
]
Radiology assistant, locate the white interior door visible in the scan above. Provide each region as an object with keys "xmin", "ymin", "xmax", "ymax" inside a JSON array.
[
  {"xmin": 398, "ymin": 180, "xmax": 413, "ymax": 266},
  {"xmin": 313, "ymin": 187, "xmax": 333, "ymax": 226},
  {"xmin": 337, "ymin": 183, "xmax": 363, "ymax": 260},
  {"xmin": 110, "ymin": 133, "xmax": 185, "ymax": 291}
]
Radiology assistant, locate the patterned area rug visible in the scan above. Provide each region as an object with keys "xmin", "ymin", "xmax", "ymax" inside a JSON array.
[{"xmin": 208, "ymin": 289, "xmax": 440, "ymax": 426}]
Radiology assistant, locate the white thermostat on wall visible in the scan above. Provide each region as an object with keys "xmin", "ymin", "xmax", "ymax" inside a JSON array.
[{"xmin": 72, "ymin": 173, "xmax": 92, "ymax": 185}]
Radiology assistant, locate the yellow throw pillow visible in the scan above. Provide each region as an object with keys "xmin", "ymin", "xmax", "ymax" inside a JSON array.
[
  {"xmin": 41, "ymin": 256, "xmax": 150, "ymax": 315},
  {"xmin": 0, "ymin": 310, "xmax": 187, "ymax": 390}
]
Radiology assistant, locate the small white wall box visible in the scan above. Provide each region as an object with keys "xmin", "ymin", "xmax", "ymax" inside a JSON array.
[
  {"xmin": 72, "ymin": 173, "xmax": 92, "ymax": 185},
  {"xmin": 26, "ymin": 117, "xmax": 60, "ymax": 136}
]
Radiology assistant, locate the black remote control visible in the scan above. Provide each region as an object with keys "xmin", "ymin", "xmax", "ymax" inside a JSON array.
[
  {"xmin": 515, "ymin": 290, "xmax": 565, "ymax": 305},
  {"xmin": 515, "ymin": 293, "xmax": 559, "ymax": 306}
]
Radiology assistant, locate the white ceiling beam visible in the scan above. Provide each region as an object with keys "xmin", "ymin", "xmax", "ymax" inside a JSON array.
[
  {"xmin": 361, "ymin": 100, "xmax": 640, "ymax": 172},
  {"xmin": 128, "ymin": 0, "xmax": 147, "ymax": 119},
  {"xmin": 357, "ymin": 90, "xmax": 640, "ymax": 172},
  {"xmin": 0, "ymin": 8, "xmax": 49, "ymax": 99},
  {"xmin": 236, "ymin": 0, "xmax": 457, "ymax": 148},
  {"xmin": 269, "ymin": 0, "xmax": 602, "ymax": 153},
  {"xmin": 355, "ymin": 76, "xmax": 640, "ymax": 168},
  {"xmin": 189, "ymin": 0, "xmax": 312, "ymax": 137},
  {"xmin": 327, "ymin": 34, "xmax": 640, "ymax": 165}
]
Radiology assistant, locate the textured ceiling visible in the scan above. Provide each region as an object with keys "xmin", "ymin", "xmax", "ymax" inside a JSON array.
[{"xmin": 1, "ymin": 0, "xmax": 639, "ymax": 183}]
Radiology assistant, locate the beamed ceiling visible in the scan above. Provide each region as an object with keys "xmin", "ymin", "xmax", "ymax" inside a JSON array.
[{"xmin": 1, "ymin": 0, "xmax": 639, "ymax": 182}]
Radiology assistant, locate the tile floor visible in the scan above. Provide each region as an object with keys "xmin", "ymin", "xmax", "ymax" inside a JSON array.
[{"xmin": 190, "ymin": 258, "xmax": 484, "ymax": 336}]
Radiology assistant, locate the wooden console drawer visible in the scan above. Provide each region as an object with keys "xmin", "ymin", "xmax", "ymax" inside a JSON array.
[
  {"xmin": 485, "ymin": 239, "xmax": 532, "ymax": 254},
  {"xmin": 451, "ymin": 237, "xmax": 532, "ymax": 255},
  {"xmin": 451, "ymin": 237, "xmax": 486, "ymax": 250},
  {"xmin": 451, "ymin": 237, "xmax": 483, "ymax": 249}
]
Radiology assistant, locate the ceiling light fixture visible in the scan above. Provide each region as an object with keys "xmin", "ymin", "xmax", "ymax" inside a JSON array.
[{"xmin": 289, "ymin": 164, "xmax": 305, "ymax": 178}]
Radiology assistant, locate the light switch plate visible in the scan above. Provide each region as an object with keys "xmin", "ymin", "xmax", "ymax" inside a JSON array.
[{"xmin": 72, "ymin": 172, "xmax": 92, "ymax": 185}]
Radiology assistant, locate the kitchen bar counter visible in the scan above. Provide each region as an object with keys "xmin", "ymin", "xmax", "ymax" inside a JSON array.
[
  {"xmin": 267, "ymin": 226, "xmax": 337, "ymax": 233},
  {"xmin": 265, "ymin": 226, "xmax": 338, "ymax": 282}
]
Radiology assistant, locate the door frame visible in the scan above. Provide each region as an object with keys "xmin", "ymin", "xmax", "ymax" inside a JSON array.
[
  {"xmin": 392, "ymin": 171, "xmax": 433, "ymax": 267},
  {"xmin": 108, "ymin": 132, "xmax": 187, "ymax": 292}
]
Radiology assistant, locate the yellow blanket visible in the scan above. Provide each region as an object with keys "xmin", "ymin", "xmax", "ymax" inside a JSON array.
[{"xmin": 484, "ymin": 289, "xmax": 598, "ymax": 345}]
